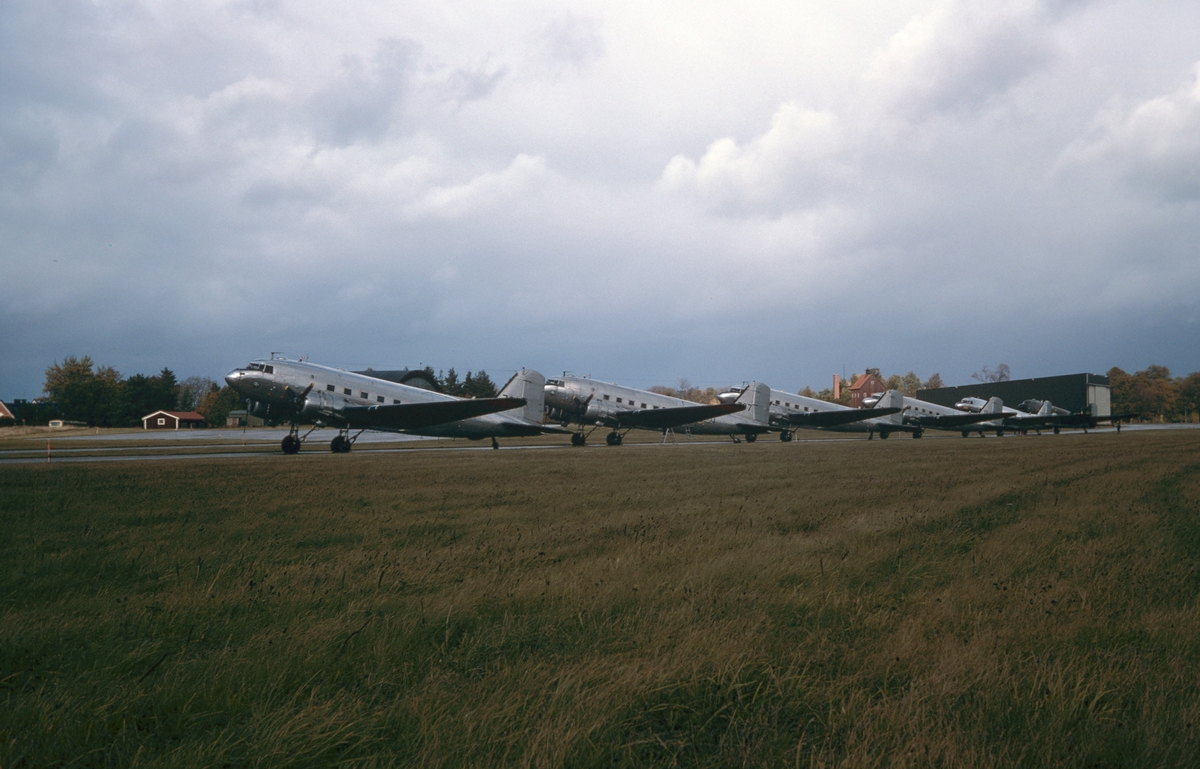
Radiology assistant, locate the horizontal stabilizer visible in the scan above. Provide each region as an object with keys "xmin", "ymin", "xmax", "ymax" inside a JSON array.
[
  {"xmin": 785, "ymin": 406, "xmax": 901, "ymax": 428},
  {"xmin": 341, "ymin": 397, "xmax": 526, "ymax": 430},
  {"xmin": 613, "ymin": 402, "xmax": 745, "ymax": 430}
]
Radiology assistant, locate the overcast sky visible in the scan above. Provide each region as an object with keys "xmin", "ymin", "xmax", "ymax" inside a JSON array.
[{"xmin": 3, "ymin": 0, "xmax": 1199, "ymax": 399}]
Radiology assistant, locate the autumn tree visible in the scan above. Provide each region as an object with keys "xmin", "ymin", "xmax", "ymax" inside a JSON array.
[
  {"xmin": 1131, "ymin": 365, "xmax": 1177, "ymax": 421},
  {"xmin": 198, "ymin": 386, "xmax": 244, "ymax": 428},
  {"xmin": 923, "ymin": 373, "xmax": 944, "ymax": 390},
  {"xmin": 1176, "ymin": 372, "xmax": 1200, "ymax": 422},
  {"xmin": 43, "ymin": 356, "xmax": 122, "ymax": 426},
  {"xmin": 972, "ymin": 363, "xmax": 1010, "ymax": 383},
  {"xmin": 178, "ymin": 376, "xmax": 217, "ymax": 411}
]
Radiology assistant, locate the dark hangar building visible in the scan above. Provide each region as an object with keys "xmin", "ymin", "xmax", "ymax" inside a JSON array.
[{"xmin": 916, "ymin": 373, "xmax": 1112, "ymax": 416}]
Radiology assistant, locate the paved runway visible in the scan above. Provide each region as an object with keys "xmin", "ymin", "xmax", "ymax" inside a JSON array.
[{"xmin": 1, "ymin": 422, "xmax": 1192, "ymax": 465}]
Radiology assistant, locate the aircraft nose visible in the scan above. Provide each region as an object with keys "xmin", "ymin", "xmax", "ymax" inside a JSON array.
[{"xmin": 224, "ymin": 370, "xmax": 244, "ymax": 388}]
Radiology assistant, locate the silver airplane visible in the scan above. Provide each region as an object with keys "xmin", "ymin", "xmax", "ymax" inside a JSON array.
[
  {"xmin": 955, "ymin": 396, "xmax": 1061, "ymax": 434},
  {"xmin": 543, "ymin": 375, "xmax": 770, "ymax": 445},
  {"xmin": 957, "ymin": 396, "xmax": 1137, "ymax": 434},
  {"xmin": 896, "ymin": 393, "xmax": 1007, "ymax": 437},
  {"xmin": 224, "ymin": 358, "xmax": 556, "ymax": 453},
  {"xmin": 721, "ymin": 388, "xmax": 906, "ymax": 440}
]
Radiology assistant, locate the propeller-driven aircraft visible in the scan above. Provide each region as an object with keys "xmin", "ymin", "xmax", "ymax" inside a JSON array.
[
  {"xmin": 893, "ymin": 394, "xmax": 1009, "ymax": 437},
  {"xmin": 954, "ymin": 396, "xmax": 1066, "ymax": 434},
  {"xmin": 543, "ymin": 375, "xmax": 769, "ymax": 445},
  {"xmin": 224, "ymin": 358, "xmax": 557, "ymax": 453},
  {"xmin": 719, "ymin": 387, "xmax": 905, "ymax": 440},
  {"xmin": 956, "ymin": 397, "xmax": 1137, "ymax": 434}
]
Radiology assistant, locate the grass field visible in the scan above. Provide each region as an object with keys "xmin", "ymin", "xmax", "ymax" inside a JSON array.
[{"xmin": 2, "ymin": 430, "xmax": 1199, "ymax": 767}]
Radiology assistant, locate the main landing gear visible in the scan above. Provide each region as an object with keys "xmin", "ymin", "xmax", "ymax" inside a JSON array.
[
  {"xmin": 780, "ymin": 430, "xmax": 793, "ymax": 442},
  {"xmin": 330, "ymin": 429, "xmax": 365, "ymax": 453},
  {"xmin": 571, "ymin": 432, "xmax": 587, "ymax": 447},
  {"xmin": 281, "ymin": 422, "xmax": 317, "ymax": 454},
  {"xmin": 605, "ymin": 431, "xmax": 624, "ymax": 446}
]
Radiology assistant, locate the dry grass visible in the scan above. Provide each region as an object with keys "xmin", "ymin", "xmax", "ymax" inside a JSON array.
[{"xmin": 2, "ymin": 430, "xmax": 1199, "ymax": 767}]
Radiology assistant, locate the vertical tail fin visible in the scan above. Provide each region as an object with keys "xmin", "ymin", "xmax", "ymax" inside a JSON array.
[
  {"xmin": 982, "ymin": 396, "xmax": 1004, "ymax": 414},
  {"xmin": 874, "ymin": 390, "xmax": 906, "ymax": 424},
  {"xmin": 498, "ymin": 368, "xmax": 547, "ymax": 423},
  {"xmin": 736, "ymin": 382, "xmax": 771, "ymax": 425}
]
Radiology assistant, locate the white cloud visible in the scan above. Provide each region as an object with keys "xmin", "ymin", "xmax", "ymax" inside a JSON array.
[
  {"xmin": 862, "ymin": 0, "xmax": 1062, "ymax": 119},
  {"xmin": 658, "ymin": 103, "xmax": 849, "ymax": 217},
  {"xmin": 403, "ymin": 153, "xmax": 549, "ymax": 220},
  {"xmin": 1059, "ymin": 63, "xmax": 1200, "ymax": 201}
]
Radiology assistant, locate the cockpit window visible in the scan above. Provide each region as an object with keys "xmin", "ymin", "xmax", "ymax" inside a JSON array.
[
  {"xmin": 547, "ymin": 379, "xmax": 563, "ymax": 387},
  {"xmin": 247, "ymin": 362, "xmax": 265, "ymax": 371},
  {"xmin": 264, "ymin": 365, "xmax": 274, "ymax": 374}
]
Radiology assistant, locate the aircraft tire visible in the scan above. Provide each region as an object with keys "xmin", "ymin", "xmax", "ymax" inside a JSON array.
[
  {"xmin": 996, "ymin": 429, "xmax": 1004, "ymax": 438},
  {"xmin": 281, "ymin": 435, "xmax": 301, "ymax": 454},
  {"xmin": 913, "ymin": 429, "xmax": 923, "ymax": 439},
  {"xmin": 780, "ymin": 430, "xmax": 793, "ymax": 442},
  {"xmin": 571, "ymin": 433, "xmax": 586, "ymax": 447},
  {"xmin": 330, "ymin": 436, "xmax": 345, "ymax": 453},
  {"xmin": 606, "ymin": 432, "xmax": 621, "ymax": 446},
  {"xmin": 745, "ymin": 432, "xmax": 757, "ymax": 443},
  {"xmin": 879, "ymin": 431, "xmax": 890, "ymax": 440},
  {"xmin": 1053, "ymin": 426, "xmax": 1060, "ymax": 435},
  {"xmin": 961, "ymin": 430, "xmax": 969, "ymax": 438}
]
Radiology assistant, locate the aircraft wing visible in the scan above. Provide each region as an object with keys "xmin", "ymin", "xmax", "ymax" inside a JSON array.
[
  {"xmin": 781, "ymin": 406, "xmax": 900, "ymax": 428},
  {"xmin": 907, "ymin": 411, "xmax": 1005, "ymax": 428},
  {"xmin": 339, "ymin": 397, "xmax": 526, "ymax": 430},
  {"xmin": 610, "ymin": 402, "xmax": 746, "ymax": 430},
  {"xmin": 1052, "ymin": 411, "xmax": 1139, "ymax": 429}
]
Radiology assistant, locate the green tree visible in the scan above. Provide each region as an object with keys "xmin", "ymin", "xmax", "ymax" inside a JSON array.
[
  {"xmin": 923, "ymin": 373, "xmax": 944, "ymax": 390},
  {"xmin": 199, "ymin": 386, "xmax": 244, "ymax": 428},
  {"xmin": 899, "ymin": 371, "xmax": 922, "ymax": 396},
  {"xmin": 1176, "ymin": 372, "xmax": 1200, "ymax": 422},
  {"xmin": 43, "ymin": 356, "xmax": 122, "ymax": 426},
  {"xmin": 462, "ymin": 371, "xmax": 498, "ymax": 399}
]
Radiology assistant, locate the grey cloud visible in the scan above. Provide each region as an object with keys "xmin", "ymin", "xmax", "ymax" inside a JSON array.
[
  {"xmin": 308, "ymin": 38, "xmax": 421, "ymax": 146},
  {"xmin": 535, "ymin": 14, "xmax": 605, "ymax": 72},
  {"xmin": 863, "ymin": 1, "xmax": 1065, "ymax": 119},
  {"xmin": 1060, "ymin": 66, "xmax": 1200, "ymax": 202}
]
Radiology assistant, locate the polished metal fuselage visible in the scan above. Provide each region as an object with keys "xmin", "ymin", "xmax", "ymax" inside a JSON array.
[
  {"xmin": 225, "ymin": 359, "xmax": 539, "ymax": 438},
  {"xmin": 544, "ymin": 375, "xmax": 764, "ymax": 435}
]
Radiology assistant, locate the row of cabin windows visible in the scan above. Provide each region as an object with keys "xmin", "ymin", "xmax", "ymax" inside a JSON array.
[
  {"xmin": 324, "ymin": 383, "xmax": 401, "ymax": 404},
  {"xmin": 601, "ymin": 393, "xmax": 653, "ymax": 409},
  {"xmin": 773, "ymin": 399, "xmax": 813, "ymax": 412}
]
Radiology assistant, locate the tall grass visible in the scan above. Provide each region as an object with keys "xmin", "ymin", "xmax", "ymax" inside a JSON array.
[{"xmin": 2, "ymin": 431, "xmax": 1199, "ymax": 767}]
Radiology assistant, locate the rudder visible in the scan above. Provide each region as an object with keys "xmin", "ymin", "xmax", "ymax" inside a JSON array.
[{"xmin": 499, "ymin": 368, "xmax": 547, "ymax": 423}]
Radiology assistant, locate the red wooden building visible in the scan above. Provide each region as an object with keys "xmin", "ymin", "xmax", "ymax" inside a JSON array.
[
  {"xmin": 848, "ymin": 371, "xmax": 887, "ymax": 408},
  {"xmin": 142, "ymin": 410, "xmax": 205, "ymax": 430}
]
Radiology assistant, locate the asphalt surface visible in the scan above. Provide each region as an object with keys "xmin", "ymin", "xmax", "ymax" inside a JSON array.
[{"xmin": 2, "ymin": 422, "xmax": 1194, "ymax": 465}]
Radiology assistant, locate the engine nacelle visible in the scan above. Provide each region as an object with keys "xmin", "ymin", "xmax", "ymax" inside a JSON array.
[
  {"xmin": 583, "ymin": 399, "xmax": 616, "ymax": 422},
  {"xmin": 297, "ymin": 391, "xmax": 338, "ymax": 419}
]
